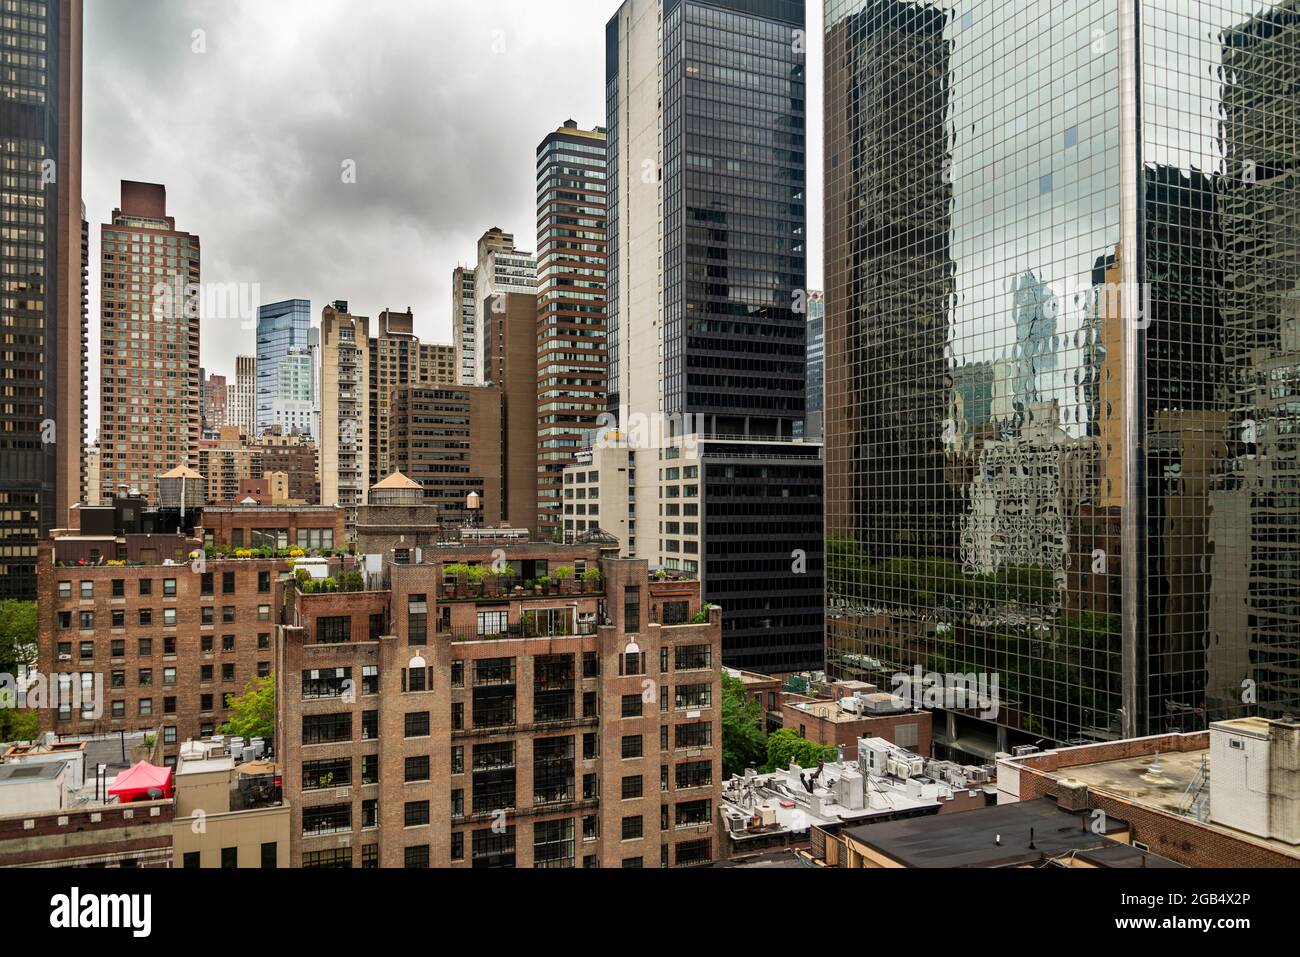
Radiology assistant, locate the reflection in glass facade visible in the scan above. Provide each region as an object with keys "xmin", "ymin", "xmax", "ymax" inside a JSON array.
[
  {"xmin": 825, "ymin": 0, "xmax": 1300, "ymax": 751},
  {"xmin": 256, "ymin": 299, "xmax": 313, "ymax": 438}
]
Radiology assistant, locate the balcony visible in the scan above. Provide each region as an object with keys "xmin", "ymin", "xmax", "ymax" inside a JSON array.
[
  {"xmin": 439, "ymin": 621, "xmax": 597, "ymax": 643},
  {"xmin": 438, "ymin": 576, "xmax": 604, "ymax": 602}
]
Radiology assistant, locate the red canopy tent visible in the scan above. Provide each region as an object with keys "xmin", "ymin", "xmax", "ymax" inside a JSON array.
[{"xmin": 108, "ymin": 762, "xmax": 174, "ymax": 802}]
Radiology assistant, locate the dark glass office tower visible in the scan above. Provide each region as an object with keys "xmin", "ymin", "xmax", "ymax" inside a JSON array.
[
  {"xmin": 0, "ymin": 0, "xmax": 83, "ymax": 598},
  {"xmin": 608, "ymin": 0, "xmax": 823, "ymax": 672},
  {"xmin": 825, "ymin": 0, "xmax": 1300, "ymax": 755}
]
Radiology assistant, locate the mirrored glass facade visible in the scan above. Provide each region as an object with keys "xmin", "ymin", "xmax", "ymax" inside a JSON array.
[{"xmin": 825, "ymin": 0, "xmax": 1300, "ymax": 750}]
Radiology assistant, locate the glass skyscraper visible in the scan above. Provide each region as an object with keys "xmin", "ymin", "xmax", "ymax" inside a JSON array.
[
  {"xmin": 607, "ymin": 0, "xmax": 823, "ymax": 672},
  {"xmin": 256, "ymin": 298, "xmax": 313, "ymax": 439},
  {"xmin": 0, "ymin": 0, "xmax": 83, "ymax": 598},
  {"xmin": 825, "ymin": 0, "xmax": 1300, "ymax": 754}
]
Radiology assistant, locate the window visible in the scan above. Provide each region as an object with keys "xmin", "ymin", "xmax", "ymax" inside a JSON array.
[
  {"xmin": 200, "ymin": 573, "xmax": 214, "ymax": 596},
  {"xmin": 676, "ymin": 799, "xmax": 712, "ymax": 828},
  {"xmin": 621, "ymin": 694, "xmax": 642, "ymax": 718},
  {"xmin": 361, "ymin": 665, "xmax": 379, "ymax": 696},
  {"xmin": 582, "ymin": 652, "xmax": 599, "ymax": 678},
  {"xmin": 675, "ymin": 761, "xmax": 712, "ymax": 790},
  {"xmin": 675, "ymin": 722, "xmax": 712, "ymax": 749},
  {"xmin": 404, "ymin": 801, "xmax": 430, "ymax": 827},
  {"xmin": 302, "ymin": 713, "xmax": 351, "ymax": 745},
  {"xmin": 138, "ymin": 609, "xmax": 153, "ymax": 627},
  {"xmin": 163, "ymin": 608, "xmax": 176, "ymax": 627},
  {"xmin": 361, "ymin": 755, "xmax": 379, "ymax": 785},
  {"xmin": 534, "ymin": 818, "xmax": 575, "ymax": 869},
  {"xmin": 57, "ymin": 581, "xmax": 72, "ymax": 599},
  {"xmin": 451, "ymin": 832, "xmax": 465, "ymax": 861},
  {"xmin": 139, "ymin": 698, "xmax": 153, "ymax": 717},
  {"xmin": 222, "ymin": 635, "xmax": 235, "ymax": 652},
  {"xmin": 362, "ymin": 799, "xmax": 378, "ymax": 828},
  {"xmin": 302, "ymin": 804, "xmax": 352, "ymax": 837},
  {"xmin": 302, "ymin": 668, "xmax": 352, "ymax": 700},
  {"xmin": 221, "ymin": 847, "xmax": 238, "ymax": 869},
  {"xmin": 139, "ymin": 579, "xmax": 152, "ymax": 596},
  {"xmin": 261, "ymin": 842, "xmax": 277, "ymax": 869},
  {"xmin": 258, "ymin": 571, "xmax": 271, "ymax": 593},
  {"xmin": 451, "ymin": 660, "xmax": 464, "ymax": 688},
  {"xmin": 201, "ymin": 608, "xmax": 214, "ymax": 626},
  {"xmin": 257, "ymin": 605, "xmax": 271, "ymax": 622},
  {"xmin": 472, "ymin": 826, "xmax": 516, "ymax": 869},
  {"xmin": 619, "ymin": 652, "xmax": 644, "ymax": 676},
  {"xmin": 79, "ymin": 581, "xmax": 93, "ymax": 599},
  {"xmin": 534, "ymin": 736, "xmax": 575, "ymax": 806},
  {"xmin": 222, "ymin": 572, "xmax": 236, "ymax": 594},
  {"xmin": 623, "ymin": 586, "xmax": 640, "ymax": 632},
  {"xmin": 303, "ymin": 758, "xmax": 351, "ymax": 790},
  {"xmin": 476, "ymin": 610, "xmax": 508, "ymax": 637},
  {"xmin": 162, "ymin": 579, "xmax": 176, "ymax": 597},
  {"xmin": 583, "ymin": 691, "xmax": 597, "ymax": 718},
  {"xmin": 621, "ymin": 735, "xmax": 643, "ymax": 759},
  {"xmin": 361, "ymin": 845, "xmax": 378, "ymax": 868},
  {"xmin": 316, "ymin": 616, "xmax": 351, "ymax": 644},
  {"xmin": 407, "ymin": 595, "xmax": 428, "ymax": 646},
  {"xmin": 111, "ymin": 610, "xmax": 125, "ymax": 629},
  {"xmin": 674, "ymin": 684, "xmax": 711, "ymax": 710},
  {"xmin": 621, "ymin": 775, "xmax": 643, "ymax": 800},
  {"xmin": 222, "ymin": 664, "xmax": 235, "ymax": 682},
  {"xmin": 405, "ymin": 712, "xmax": 430, "ymax": 738},
  {"xmin": 404, "ymin": 845, "xmax": 430, "ymax": 869},
  {"xmin": 303, "ymin": 848, "xmax": 352, "ymax": 869},
  {"xmin": 621, "ymin": 816, "xmax": 643, "ymax": 841},
  {"xmin": 138, "ymin": 638, "xmax": 152, "ymax": 656},
  {"xmin": 674, "ymin": 645, "xmax": 711, "ymax": 671},
  {"xmin": 405, "ymin": 756, "xmax": 431, "ymax": 783},
  {"xmin": 362, "ymin": 710, "xmax": 378, "ymax": 740},
  {"xmin": 138, "ymin": 668, "xmax": 152, "ymax": 686},
  {"xmin": 451, "ymin": 746, "xmax": 464, "ymax": 774},
  {"xmin": 182, "ymin": 852, "xmax": 200, "ymax": 868}
]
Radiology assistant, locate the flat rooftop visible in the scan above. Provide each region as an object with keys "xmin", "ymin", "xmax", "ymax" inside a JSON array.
[
  {"xmin": 1047, "ymin": 745, "xmax": 1300, "ymax": 860},
  {"xmin": 1064, "ymin": 750, "xmax": 1204, "ymax": 817},
  {"xmin": 176, "ymin": 757, "xmax": 235, "ymax": 777},
  {"xmin": 843, "ymin": 799, "xmax": 1181, "ymax": 868},
  {"xmin": 0, "ymin": 763, "xmax": 65, "ymax": 785}
]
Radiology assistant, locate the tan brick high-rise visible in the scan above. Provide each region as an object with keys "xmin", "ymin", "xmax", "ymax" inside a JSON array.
[{"xmin": 98, "ymin": 181, "xmax": 201, "ymax": 505}]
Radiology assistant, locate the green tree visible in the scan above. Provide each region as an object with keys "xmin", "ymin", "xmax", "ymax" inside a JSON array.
[
  {"xmin": 0, "ymin": 600, "xmax": 36, "ymax": 673},
  {"xmin": 721, "ymin": 673, "xmax": 766, "ymax": 778},
  {"xmin": 0, "ymin": 601, "xmax": 38, "ymax": 743},
  {"xmin": 221, "ymin": 672, "xmax": 275, "ymax": 744},
  {"xmin": 762, "ymin": 727, "xmax": 838, "ymax": 774}
]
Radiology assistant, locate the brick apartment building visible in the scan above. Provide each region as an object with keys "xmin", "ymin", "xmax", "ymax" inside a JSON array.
[
  {"xmin": 36, "ymin": 502, "xmax": 349, "ymax": 763},
  {"xmin": 277, "ymin": 542, "xmax": 723, "ymax": 868}
]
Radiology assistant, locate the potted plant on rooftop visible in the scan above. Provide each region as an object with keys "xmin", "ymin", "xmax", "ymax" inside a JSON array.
[{"xmin": 554, "ymin": 566, "xmax": 574, "ymax": 595}]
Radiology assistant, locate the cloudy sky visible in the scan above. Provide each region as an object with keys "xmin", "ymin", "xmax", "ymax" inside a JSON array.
[{"xmin": 84, "ymin": 0, "xmax": 824, "ymax": 421}]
